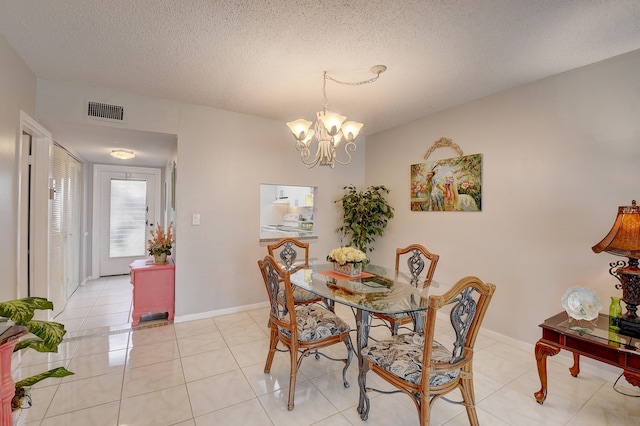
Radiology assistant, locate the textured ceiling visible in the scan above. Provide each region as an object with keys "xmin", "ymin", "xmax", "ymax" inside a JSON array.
[{"xmin": 1, "ymin": 0, "xmax": 640, "ymax": 165}]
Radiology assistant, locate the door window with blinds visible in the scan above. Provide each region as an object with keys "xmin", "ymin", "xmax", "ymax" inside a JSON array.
[
  {"xmin": 109, "ymin": 179, "xmax": 147, "ymax": 257},
  {"xmin": 95, "ymin": 165, "xmax": 160, "ymax": 277}
]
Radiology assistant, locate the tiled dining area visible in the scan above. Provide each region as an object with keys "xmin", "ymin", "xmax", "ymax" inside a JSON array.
[{"xmin": 11, "ymin": 274, "xmax": 640, "ymax": 425}]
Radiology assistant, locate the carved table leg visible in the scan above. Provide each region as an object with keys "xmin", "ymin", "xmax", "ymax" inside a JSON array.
[
  {"xmin": 623, "ymin": 371, "xmax": 640, "ymax": 388},
  {"xmin": 355, "ymin": 309, "xmax": 371, "ymax": 420},
  {"xmin": 534, "ymin": 340, "xmax": 560, "ymax": 404},
  {"xmin": 569, "ymin": 352, "xmax": 580, "ymax": 377}
]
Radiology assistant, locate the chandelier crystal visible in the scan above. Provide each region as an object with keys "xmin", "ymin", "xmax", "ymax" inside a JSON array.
[{"xmin": 287, "ymin": 66, "xmax": 386, "ymax": 168}]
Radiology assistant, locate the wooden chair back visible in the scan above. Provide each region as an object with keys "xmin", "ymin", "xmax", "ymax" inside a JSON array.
[
  {"xmin": 362, "ymin": 275, "xmax": 495, "ymax": 425},
  {"xmin": 418, "ymin": 276, "xmax": 496, "ymax": 425},
  {"xmin": 258, "ymin": 255, "xmax": 297, "ymax": 341},
  {"xmin": 267, "ymin": 238, "xmax": 309, "ymax": 272},
  {"xmin": 395, "ymin": 244, "xmax": 439, "ymax": 288}
]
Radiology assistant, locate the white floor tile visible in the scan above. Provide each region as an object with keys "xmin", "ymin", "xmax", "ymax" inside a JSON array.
[
  {"xmin": 181, "ymin": 347, "xmax": 240, "ymax": 382},
  {"xmin": 13, "ymin": 276, "xmax": 640, "ymax": 425},
  {"xmin": 177, "ymin": 330, "xmax": 227, "ymax": 357},
  {"xmin": 259, "ymin": 380, "xmax": 339, "ymax": 425},
  {"xmin": 119, "ymin": 384, "xmax": 193, "ymax": 426},
  {"xmin": 122, "ymin": 358, "xmax": 186, "ymax": 398},
  {"xmin": 194, "ymin": 398, "xmax": 273, "ymax": 426},
  {"xmin": 45, "ymin": 372, "xmax": 124, "ymax": 417},
  {"xmin": 39, "ymin": 401, "xmax": 120, "ymax": 426},
  {"xmin": 186, "ymin": 369, "xmax": 256, "ymax": 417},
  {"xmin": 126, "ymin": 339, "xmax": 181, "ymax": 369}
]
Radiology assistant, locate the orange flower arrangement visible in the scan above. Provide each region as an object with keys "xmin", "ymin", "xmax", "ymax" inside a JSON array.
[{"xmin": 147, "ymin": 221, "xmax": 174, "ymax": 256}]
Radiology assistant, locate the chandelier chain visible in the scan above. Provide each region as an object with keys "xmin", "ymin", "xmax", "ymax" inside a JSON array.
[
  {"xmin": 322, "ymin": 70, "xmax": 383, "ymax": 109},
  {"xmin": 325, "ymin": 73, "xmax": 383, "ymax": 86}
]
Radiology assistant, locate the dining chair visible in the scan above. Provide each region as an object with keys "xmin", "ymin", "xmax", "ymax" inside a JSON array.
[
  {"xmin": 258, "ymin": 255, "xmax": 354, "ymax": 410},
  {"xmin": 362, "ymin": 276, "xmax": 496, "ymax": 426},
  {"xmin": 267, "ymin": 238, "xmax": 325, "ymax": 308},
  {"xmin": 373, "ymin": 244, "xmax": 439, "ymax": 334}
]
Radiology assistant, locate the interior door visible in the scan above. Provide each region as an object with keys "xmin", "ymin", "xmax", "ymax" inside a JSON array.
[
  {"xmin": 97, "ymin": 167, "xmax": 160, "ymax": 276},
  {"xmin": 64, "ymin": 154, "xmax": 83, "ymax": 299}
]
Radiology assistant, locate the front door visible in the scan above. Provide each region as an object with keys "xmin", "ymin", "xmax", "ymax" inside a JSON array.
[{"xmin": 95, "ymin": 166, "xmax": 161, "ymax": 276}]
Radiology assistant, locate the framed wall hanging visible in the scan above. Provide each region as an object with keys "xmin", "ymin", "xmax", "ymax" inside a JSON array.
[{"xmin": 410, "ymin": 137, "xmax": 482, "ymax": 212}]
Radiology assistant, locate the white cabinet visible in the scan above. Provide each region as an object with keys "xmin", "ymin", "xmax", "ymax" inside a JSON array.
[{"xmin": 276, "ymin": 185, "xmax": 313, "ymax": 207}]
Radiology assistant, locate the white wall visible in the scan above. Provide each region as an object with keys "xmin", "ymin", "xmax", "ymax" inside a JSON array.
[
  {"xmin": 0, "ymin": 35, "xmax": 37, "ymax": 301},
  {"xmin": 32, "ymin": 47, "xmax": 640, "ymax": 348},
  {"xmin": 34, "ymin": 80, "xmax": 365, "ymax": 318},
  {"xmin": 174, "ymin": 103, "xmax": 364, "ymax": 317},
  {"xmin": 365, "ymin": 49, "xmax": 640, "ymax": 344}
]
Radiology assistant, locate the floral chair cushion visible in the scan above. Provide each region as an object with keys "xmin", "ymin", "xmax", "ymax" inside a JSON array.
[
  {"xmin": 280, "ymin": 305, "xmax": 351, "ymax": 341},
  {"xmin": 361, "ymin": 332, "xmax": 459, "ymax": 386}
]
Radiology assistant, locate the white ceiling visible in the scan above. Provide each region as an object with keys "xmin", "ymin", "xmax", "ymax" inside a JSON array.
[{"xmin": 2, "ymin": 0, "xmax": 640, "ymax": 166}]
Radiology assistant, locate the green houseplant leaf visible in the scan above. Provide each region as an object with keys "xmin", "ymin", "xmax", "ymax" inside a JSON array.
[
  {"xmin": 336, "ymin": 185, "xmax": 394, "ymax": 253},
  {"xmin": 0, "ymin": 297, "xmax": 74, "ymax": 407},
  {"xmin": 0, "ymin": 297, "xmax": 53, "ymax": 325},
  {"xmin": 13, "ymin": 320, "xmax": 67, "ymax": 352},
  {"xmin": 14, "ymin": 367, "xmax": 74, "ymax": 390}
]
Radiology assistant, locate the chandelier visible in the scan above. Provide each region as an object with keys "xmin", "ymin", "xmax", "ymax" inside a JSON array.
[{"xmin": 286, "ymin": 65, "xmax": 387, "ymax": 168}]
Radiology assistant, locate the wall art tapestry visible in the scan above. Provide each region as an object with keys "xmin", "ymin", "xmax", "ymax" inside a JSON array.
[{"xmin": 410, "ymin": 153, "xmax": 482, "ymax": 211}]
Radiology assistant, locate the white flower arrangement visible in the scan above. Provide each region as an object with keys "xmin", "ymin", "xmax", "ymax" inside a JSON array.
[{"xmin": 327, "ymin": 246, "xmax": 367, "ymax": 265}]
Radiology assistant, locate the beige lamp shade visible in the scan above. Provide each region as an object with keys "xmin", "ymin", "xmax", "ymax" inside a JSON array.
[
  {"xmin": 286, "ymin": 119, "xmax": 313, "ymax": 141},
  {"xmin": 318, "ymin": 111, "xmax": 346, "ymax": 136},
  {"xmin": 592, "ymin": 200, "xmax": 640, "ymax": 258},
  {"xmin": 341, "ymin": 121, "xmax": 364, "ymax": 142}
]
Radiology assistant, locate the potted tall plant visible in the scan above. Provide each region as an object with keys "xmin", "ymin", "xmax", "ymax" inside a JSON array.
[
  {"xmin": 335, "ymin": 185, "xmax": 395, "ymax": 253},
  {"xmin": 0, "ymin": 298, "xmax": 73, "ymax": 424}
]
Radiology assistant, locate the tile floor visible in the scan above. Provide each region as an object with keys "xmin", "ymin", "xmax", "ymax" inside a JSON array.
[{"xmin": 12, "ymin": 274, "xmax": 640, "ymax": 425}]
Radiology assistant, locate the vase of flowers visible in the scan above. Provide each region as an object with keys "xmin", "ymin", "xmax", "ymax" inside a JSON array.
[
  {"xmin": 147, "ymin": 222, "xmax": 174, "ymax": 264},
  {"xmin": 327, "ymin": 246, "xmax": 367, "ymax": 277}
]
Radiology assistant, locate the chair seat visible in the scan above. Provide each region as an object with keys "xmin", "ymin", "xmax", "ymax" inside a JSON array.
[
  {"xmin": 280, "ymin": 305, "xmax": 351, "ymax": 341},
  {"xmin": 362, "ymin": 332, "xmax": 459, "ymax": 386},
  {"xmin": 279, "ymin": 286, "xmax": 321, "ymax": 304}
]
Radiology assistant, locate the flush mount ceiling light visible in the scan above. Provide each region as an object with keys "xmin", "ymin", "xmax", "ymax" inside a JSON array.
[
  {"xmin": 111, "ymin": 149, "xmax": 135, "ymax": 160},
  {"xmin": 286, "ymin": 65, "xmax": 387, "ymax": 168}
]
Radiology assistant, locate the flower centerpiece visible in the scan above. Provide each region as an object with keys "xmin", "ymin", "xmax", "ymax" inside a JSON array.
[
  {"xmin": 327, "ymin": 246, "xmax": 367, "ymax": 277},
  {"xmin": 147, "ymin": 221, "xmax": 174, "ymax": 264}
]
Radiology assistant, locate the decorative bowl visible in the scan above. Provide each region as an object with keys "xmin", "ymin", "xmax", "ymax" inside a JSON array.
[{"xmin": 561, "ymin": 286, "xmax": 602, "ymax": 321}]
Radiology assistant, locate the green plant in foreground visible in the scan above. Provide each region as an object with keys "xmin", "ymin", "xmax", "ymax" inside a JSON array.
[
  {"xmin": 0, "ymin": 297, "xmax": 74, "ymax": 409},
  {"xmin": 336, "ymin": 185, "xmax": 394, "ymax": 253}
]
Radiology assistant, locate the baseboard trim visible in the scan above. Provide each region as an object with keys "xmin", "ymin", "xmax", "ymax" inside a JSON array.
[{"xmin": 174, "ymin": 301, "xmax": 270, "ymax": 323}]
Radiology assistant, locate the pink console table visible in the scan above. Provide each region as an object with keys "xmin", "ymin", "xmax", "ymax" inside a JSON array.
[{"xmin": 129, "ymin": 258, "xmax": 175, "ymax": 326}]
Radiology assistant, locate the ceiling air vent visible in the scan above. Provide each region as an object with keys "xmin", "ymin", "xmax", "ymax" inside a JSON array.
[{"xmin": 86, "ymin": 101, "xmax": 124, "ymax": 121}]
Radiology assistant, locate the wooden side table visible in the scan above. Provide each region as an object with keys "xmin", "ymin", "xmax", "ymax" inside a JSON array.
[
  {"xmin": 129, "ymin": 258, "xmax": 175, "ymax": 326},
  {"xmin": 534, "ymin": 311, "xmax": 640, "ymax": 403}
]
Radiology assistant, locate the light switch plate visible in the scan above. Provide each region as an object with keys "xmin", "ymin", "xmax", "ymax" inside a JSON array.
[{"xmin": 192, "ymin": 214, "xmax": 200, "ymax": 225}]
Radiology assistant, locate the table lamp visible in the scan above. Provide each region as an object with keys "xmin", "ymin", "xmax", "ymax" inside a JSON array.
[{"xmin": 592, "ymin": 200, "xmax": 640, "ymax": 333}]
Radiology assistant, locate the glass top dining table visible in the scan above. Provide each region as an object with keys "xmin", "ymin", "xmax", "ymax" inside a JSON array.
[
  {"xmin": 289, "ymin": 262, "xmax": 431, "ymax": 315},
  {"xmin": 289, "ymin": 261, "xmax": 432, "ymax": 420}
]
